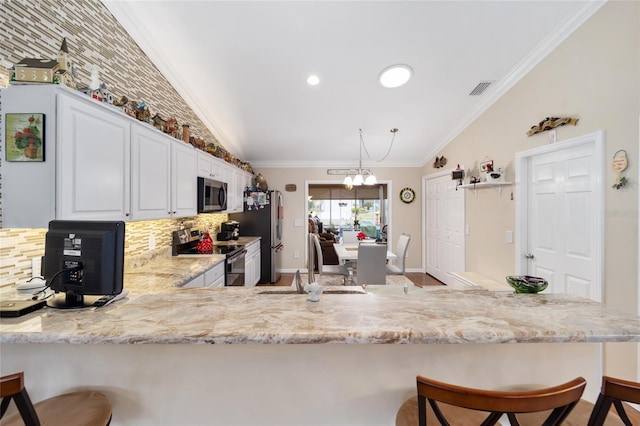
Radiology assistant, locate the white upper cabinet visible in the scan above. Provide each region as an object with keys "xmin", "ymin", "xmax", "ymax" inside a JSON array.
[
  {"xmin": 131, "ymin": 113, "xmax": 197, "ymax": 219},
  {"xmin": 131, "ymin": 125, "xmax": 172, "ymax": 220},
  {"xmin": 196, "ymin": 151, "xmax": 223, "ymax": 180},
  {"xmin": 57, "ymin": 93, "xmax": 132, "ymax": 221},
  {"xmin": 2, "ymin": 85, "xmax": 199, "ymax": 227},
  {"xmin": 171, "ymin": 141, "xmax": 197, "ymax": 217}
]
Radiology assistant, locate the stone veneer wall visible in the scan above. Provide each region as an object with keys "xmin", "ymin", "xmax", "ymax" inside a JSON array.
[
  {"xmin": 0, "ymin": 214, "xmax": 228, "ymax": 287},
  {"xmin": 0, "ymin": 0, "xmax": 234, "ymax": 286}
]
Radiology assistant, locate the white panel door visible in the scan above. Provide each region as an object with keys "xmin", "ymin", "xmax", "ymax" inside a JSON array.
[
  {"xmin": 57, "ymin": 92, "xmax": 131, "ymax": 221},
  {"xmin": 519, "ymin": 133, "xmax": 603, "ymax": 301},
  {"xmin": 425, "ymin": 173, "xmax": 465, "ymax": 285}
]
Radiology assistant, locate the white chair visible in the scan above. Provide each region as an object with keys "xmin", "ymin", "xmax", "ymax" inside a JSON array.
[
  {"xmin": 310, "ymin": 234, "xmax": 349, "ymax": 284},
  {"xmin": 342, "ymin": 230, "xmax": 359, "ymax": 243},
  {"xmin": 386, "ymin": 233, "xmax": 411, "ymax": 275},
  {"xmin": 356, "ymin": 243, "xmax": 388, "ymax": 285}
]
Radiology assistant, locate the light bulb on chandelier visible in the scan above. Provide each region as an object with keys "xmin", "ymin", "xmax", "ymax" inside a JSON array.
[{"xmin": 343, "ymin": 128, "xmax": 397, "ymax": 188}]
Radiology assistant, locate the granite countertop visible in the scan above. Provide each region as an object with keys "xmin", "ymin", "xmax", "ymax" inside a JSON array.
[{"xmin": 2, "ymin": 252, "xmax": 640, "ymax": 345}]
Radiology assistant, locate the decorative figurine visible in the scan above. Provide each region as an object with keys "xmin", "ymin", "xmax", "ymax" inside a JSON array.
[
  {"xmin": 527, "ymin": 117, "xmax": 579, "ymax": 137},
  {"xmin": 11, "ymin": 38, "xmax": 76, "ymax": 88},
  {"xmin": 165, "ymin": 117, "xmax": 180, "ymax": 139},
  {"xmin": 152, "ymin": 114, "xmax": 166, "ymax": 132},
  {"xmin": 135, "ymin": 101, "xmax": 151, "ymax": 123},
  {"xmin": 182, "ymin": 124, "xmax": 190, "ymax": 143}
]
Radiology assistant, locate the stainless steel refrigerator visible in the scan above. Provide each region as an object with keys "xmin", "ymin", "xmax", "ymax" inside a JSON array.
[{"xmin": 230, "ymin": 190, "xmax": 283, "ymax": 284}]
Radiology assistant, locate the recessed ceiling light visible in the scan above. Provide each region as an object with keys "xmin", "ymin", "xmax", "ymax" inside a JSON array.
[
  {"xmin": 306, "ymin": 74, "xmax": 320, "ymax": 86},
  {"xmin": 378, "ymin": 64, "xmax": 413, "ymax": 88}
]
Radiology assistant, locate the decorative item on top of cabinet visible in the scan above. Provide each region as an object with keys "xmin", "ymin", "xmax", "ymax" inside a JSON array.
[
  {"xmin": 10, "ymin": 38, "xmax": 76, "ymax": 89},
  {"xmin": 611, "ymin": 150, "xmax": 628, "ymax": 189},
  {"xmin": 526, "ymin": 116, "xmax": 579, "ymax": 137},
  {"xmin": 165, "ymin": 117, "xmax": 180, "ymax": 139},
  {"xmin": 134, "ymin": 100, "xmax": 151, "ymax": 123},
  {"xmin": 182, "ymin": 124, "xmax": 190, "ymax": 143},
  {"xmin": 255, "ymin": 173, "xmax": 268, "ymax": 191},
  {"xmin": 152, "ymin": 113, "xmax": 166, "ymax": 132}
]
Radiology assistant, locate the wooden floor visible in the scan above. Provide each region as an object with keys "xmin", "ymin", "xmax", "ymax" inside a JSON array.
[{"xmin": 270, "ymin": 272, "xmax": 444, "ymax": 287}]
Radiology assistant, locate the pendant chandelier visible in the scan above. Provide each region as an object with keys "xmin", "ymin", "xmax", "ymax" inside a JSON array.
[{"xmin": 343, "ymin": 128, "xmax": 398, "ymax": 189}]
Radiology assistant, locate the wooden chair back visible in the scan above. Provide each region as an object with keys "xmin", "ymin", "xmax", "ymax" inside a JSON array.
[
  {"xmin": 415, "ymin": 375, "xmax": 586, "ymax": 425},
  {"xmin": 587, "ymin": 376, "xmax": 640, "ymax": 426}
]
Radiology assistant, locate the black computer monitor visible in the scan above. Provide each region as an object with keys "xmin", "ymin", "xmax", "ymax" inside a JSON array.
[{"xmin": 43, "ymin": 220, "xmax": 125, "ymax": 308}]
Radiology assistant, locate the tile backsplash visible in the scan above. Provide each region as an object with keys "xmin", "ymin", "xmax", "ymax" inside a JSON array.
[
  {"xmin": 0, "ymin": 214, "xmax": 227, "ymax": 287},
  {"xmin": 0, "ymin": 0, "xmax": 237, "ymax": 287}
]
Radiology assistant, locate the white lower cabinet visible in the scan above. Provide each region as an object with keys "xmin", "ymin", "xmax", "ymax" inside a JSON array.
[
  {"xmin": 204, "ymin": 262, "xmax": 225, "ymax": 288},
  {"xmin": 244, "ymin": 241, "xmax": 261, "ymax": 286},
  {"xmin": 183, "ymin": 261, "xmax": 225, "ymax": 288}
]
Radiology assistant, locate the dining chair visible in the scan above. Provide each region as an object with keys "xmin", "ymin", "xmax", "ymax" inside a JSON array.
[
  {"xmin": 310, "ymin": 234, "xmax": 349, "ymax": 284},
  {"xmin": 356, "ymin": 243, "xmax": 387, "ymax": 285},
  {"xmin": 518, "ymin": 375, "xmax": 640, "ymax": 425},
  {"xmin": 386, "ymin": 233, "xmax": 411, "ymax": 275},
  {"xmin": 0, "ymin": 371, "xmax": 112, "ymax": 426},
  {"xmin": 342, "ymin": 230, "xmax": 359, "ymax": 243},
  {"xmin": 395, "ymin": 375, "xmax": 586, "ymax": 426}
]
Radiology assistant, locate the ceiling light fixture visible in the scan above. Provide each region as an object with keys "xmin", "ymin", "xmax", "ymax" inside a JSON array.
[
  {"xmin": 343, "ymin": 128, "xmax": 398, "ymax": 189},
  {"xmin": 378, "ymin": 64, "xmax": 413, "ymax": 88},
  {"xmin": 306, "ymin": 74, "xmax": 320, "ymax": 86}
]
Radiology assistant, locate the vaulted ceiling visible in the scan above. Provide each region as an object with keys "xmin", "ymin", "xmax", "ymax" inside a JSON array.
[{"xmin": 103, "ymin": 1, "xmax": 602, "ymax": 168}]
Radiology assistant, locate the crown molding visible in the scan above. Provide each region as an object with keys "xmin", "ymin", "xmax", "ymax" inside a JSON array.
[
  {"xmin": 421, "ymin": 0, "xmax": 607, "ymax": 166},
  {"xmin": 101, "ymin": 1, "xmax": 243, "ymax": 158}
]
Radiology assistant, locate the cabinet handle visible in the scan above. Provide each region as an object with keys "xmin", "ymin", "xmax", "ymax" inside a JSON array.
[{"xmin": 126, "ymin": 213, "xmax": 130, "ymax": 217}]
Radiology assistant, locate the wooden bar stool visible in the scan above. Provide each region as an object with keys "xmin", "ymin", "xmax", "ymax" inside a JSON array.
[
  {"xmin": 518, "ymin": 375, "xmax": 640, "ymax": 425},
  {"xmin": 395, "ymin": 375, "xmax": 586, "ymax": 425},
  {"xmin": 0, "ymin": 371, "xmax": 112, "ymax": 426}
]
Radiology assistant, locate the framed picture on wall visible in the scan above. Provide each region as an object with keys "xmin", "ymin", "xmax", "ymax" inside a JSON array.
[
  {"xmin": 5, "ymin": 113, "xmax": 45, "ymax": 162},
  {"xmin": 480, "ymin": 160, "xmax": 493, "ymax": 172}
]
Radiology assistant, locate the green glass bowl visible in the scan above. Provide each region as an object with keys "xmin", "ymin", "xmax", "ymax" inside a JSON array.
[{"xmin": 505, "ymin": 275, "xmax": 548, "ymax": 294}]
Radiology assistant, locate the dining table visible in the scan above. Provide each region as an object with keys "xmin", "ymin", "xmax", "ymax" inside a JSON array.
[{"xmin": 333, "ymin": 242, "xmax": 397, "ymax": 264}]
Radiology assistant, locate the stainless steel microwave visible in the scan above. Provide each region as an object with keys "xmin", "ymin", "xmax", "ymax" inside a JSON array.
[{"xmin": 197, "ymin": 177, "xmax": 227, "ymax": 213}]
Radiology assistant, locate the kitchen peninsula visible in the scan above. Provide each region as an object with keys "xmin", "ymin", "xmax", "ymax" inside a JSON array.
[{"xmin": 2, "ymin": 256, "xmax": 640, "ymax": 426}]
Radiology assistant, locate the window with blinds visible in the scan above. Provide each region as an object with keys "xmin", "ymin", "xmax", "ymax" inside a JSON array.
[{"xmin": 308, "ymin": 184, "xmax": 388, "ymax": 238}]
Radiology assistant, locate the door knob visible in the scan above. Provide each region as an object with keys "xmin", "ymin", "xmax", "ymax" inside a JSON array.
[{"xmin": 525, "ymin": 253, "xmax": 535, "ymax": 259}]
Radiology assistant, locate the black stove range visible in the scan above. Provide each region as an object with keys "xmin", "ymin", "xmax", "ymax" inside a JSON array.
[{"xmin": 172, "ymin": 227, "xmax": 247, "ymax": 286}]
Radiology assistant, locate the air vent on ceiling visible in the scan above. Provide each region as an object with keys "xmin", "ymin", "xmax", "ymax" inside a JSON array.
[{"xmin": 469, "ymin": 81, "xmax": 492, "ymax": 96}]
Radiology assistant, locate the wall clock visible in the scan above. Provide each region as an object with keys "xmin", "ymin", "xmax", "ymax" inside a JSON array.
[{"xmin": 400, "ymin": 187, "xmax": 415, "ymax": 204}]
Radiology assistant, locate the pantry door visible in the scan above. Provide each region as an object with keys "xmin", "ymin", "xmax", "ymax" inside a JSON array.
[
  {"xmin": 424, "ymin": 171, "xmax": 465, "ymax": 285},
  {"xmin": 516, "ymin": 131, "xmax": 604, "ymax": 302}
]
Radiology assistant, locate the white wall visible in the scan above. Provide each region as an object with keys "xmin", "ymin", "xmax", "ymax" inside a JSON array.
[{"xmin": 425, "ymin": 1, "xmax": 639, "ymax": 379}]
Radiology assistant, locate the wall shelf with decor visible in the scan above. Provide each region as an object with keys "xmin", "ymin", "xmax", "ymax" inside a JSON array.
[{"xmin": 455, "ymin": 182, "xmax": 512, "ymax": 197}]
